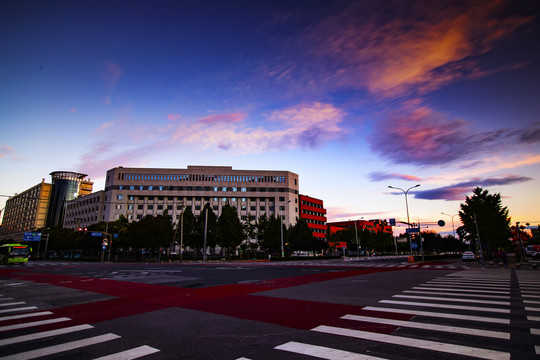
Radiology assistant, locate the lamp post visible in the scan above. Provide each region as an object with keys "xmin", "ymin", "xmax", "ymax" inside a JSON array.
[
  {"xmin": 441, "ymin": 212, "xmax": 458, "ymax": 238},
  {"xmin": 178, "ymin": 201, "xmax": 184, "ymax": 262},
  {"xmin": 388, "ymin": 184, "xmax": 420, "ymax": 255},
  {"xmin": 280, "ymin": 200, "xmax": 291, "ymax": 258},
  {"xmin": 350, "ymin": 217, "xmax": 363, "ymax": 257}
]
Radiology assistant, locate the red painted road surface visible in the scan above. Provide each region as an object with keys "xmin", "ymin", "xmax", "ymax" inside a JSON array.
[{"xmin": 0, "ymin": 266, "xmax": 412, "ymax": 333}]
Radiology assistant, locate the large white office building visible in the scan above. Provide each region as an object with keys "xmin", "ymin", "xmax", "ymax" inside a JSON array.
[{"xmin": 64, "ymin": 165, "xmax": 300, "ymax": 230}]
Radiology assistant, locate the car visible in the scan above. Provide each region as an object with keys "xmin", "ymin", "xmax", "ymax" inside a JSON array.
[
  {"xmin": 525, "ymin": 245, "xmax": 540, "ymax": 258},
  {"xmin": 462, "ymin": 251, "xmax": 476, "ymax": 261}
]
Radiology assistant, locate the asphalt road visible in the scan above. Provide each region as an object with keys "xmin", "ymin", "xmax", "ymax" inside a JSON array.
[{"xmin": 0, "ymin": 259, "xmax": 538, "ymax": 359}]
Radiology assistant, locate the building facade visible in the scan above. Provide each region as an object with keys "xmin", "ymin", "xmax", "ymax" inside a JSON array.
[
  {"xmin": 298, "ymin": 195, "xmax": 327, "ymax": 239},
  {"xmin": 327, "ymin": 219, "xmax": 393, "ymax": 234},
  {"xmin": 46, "ymin": 171, "xmax": 93, "ymax": 228},
  {"xmin": 0, "ymin": 180, "xmax": 52, "ymax": 238},
  {"xmin": 64, "ymin": 165, "xmax": 300, "ymax": 229}
]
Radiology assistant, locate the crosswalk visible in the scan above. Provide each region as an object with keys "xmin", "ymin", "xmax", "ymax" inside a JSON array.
[
  {"xmin": 0, "ymin": 286, "xmax": 159, "ymax": 360},
  {"xmin": 239, "ymin": 269, "xmax": 537, "ymax": 359},
  {"xmin": 518, "ymin": 271, "xmax": 540, "ymax": 356}
]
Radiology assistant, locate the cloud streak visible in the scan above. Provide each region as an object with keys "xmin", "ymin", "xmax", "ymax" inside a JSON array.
[
  {"xmin": 369, "ymin": 172, "xmax": 422, "ymax": 182},
  {"xmin": 255, "ymin": 0, "xmax": 533, "ymax": 100},
  {"xmin": 413, "ymin": 175, "xmax": 533, "ymax": 201},
  {"xmin": 172, "ymin": 102, "xmax": 347, "ymax": 153},
  {"xmin": 369, "ymin": 105, "xmax": 539, "ymax": 166}
]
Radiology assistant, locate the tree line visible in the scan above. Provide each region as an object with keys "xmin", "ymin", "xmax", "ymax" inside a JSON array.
[
  {"xmin": 33, "ymin": 186, "xmax": 528, "ymax": 260},
  {"xmin": 39, "ymin": 203, "xmax": 327, "ymax": 260}
]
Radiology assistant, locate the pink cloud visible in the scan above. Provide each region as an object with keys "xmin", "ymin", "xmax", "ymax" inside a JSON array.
[
  {"xmin": 0, "ymin": 145, "xmax": 16, "ymax": 159},
  {"xmin": 171, "ymin": 103, "xmax": 347, "ymax": 153},
  {"xmin": 264, "ymin": 0, "xmax": 533, "ymax": 99},
  {"xmin": 369, "ymin": 172, "xmax": 422, "ymax": 182},
  {"xmin": 198, "ymin": 113, "xmax": 247, "ymax": 125},
  {"xmin": 69, "ymin": 108, "xmax": 77, "ymax": 113},
  {"xmin": 167, "ymin": 114, "xmax": 181, "ymax": 121},
  {"xmin": 102, "ymin": 61, "xmax": 123, "ymax": 88}
]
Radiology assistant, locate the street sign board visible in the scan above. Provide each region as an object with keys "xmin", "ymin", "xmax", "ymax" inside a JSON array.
[
  {"xmin": 389, "ymin": 218, "xmax": 396, "ymax": 226},
  {"xmin": 23, "ymin": 232, "xmax": 41, "ymax": 242},
  {"xmin": 91, "ymin": 232, "xmax": 103, "ymax": 237},
  {"xmin": 406, "ymin": 227, "xmax": 420, "ymax": 234}
]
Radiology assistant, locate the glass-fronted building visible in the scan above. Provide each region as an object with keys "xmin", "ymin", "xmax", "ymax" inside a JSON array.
[{"xmin": 46, "ymin": 171, "xmax": 92, "ymax": 228}]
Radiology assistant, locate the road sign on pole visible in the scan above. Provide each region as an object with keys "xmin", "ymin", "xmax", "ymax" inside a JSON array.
[{"xmin": 406, "ymin": 227, "xmax": 420, "ymax": 234}]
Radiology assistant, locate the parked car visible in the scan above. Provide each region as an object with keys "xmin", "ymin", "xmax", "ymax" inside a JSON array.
[
  {"xmin": 462, "ymin": 251, "xmax": 476, "ymax": 261},
  {"xmin": 525, "ymin": 245, "xmax": 540, "ymax": 258}
]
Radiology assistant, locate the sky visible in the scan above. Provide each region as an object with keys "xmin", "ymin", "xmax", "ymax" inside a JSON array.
[{"xmin": 1, "ymin": 0, "xmax": 539, "ymax": 235}]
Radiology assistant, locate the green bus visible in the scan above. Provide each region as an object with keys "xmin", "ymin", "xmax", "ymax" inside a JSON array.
[{"xmin": 0, "ymin": 244, "xmax": 31, "ymax": 264}]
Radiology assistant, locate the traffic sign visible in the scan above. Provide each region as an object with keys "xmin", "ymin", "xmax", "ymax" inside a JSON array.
[
  {"xmin": 91, "ymin": 232, "xmax": 103, "ymax": 237},
  {"xmin": 389, "ymin": 218, "xmax": 396, "ymax": 226},
  {"xmin": 23, "ymin": 232, "xmax": 42, "ymax": 241},
  {"xmin": 406, "ymin": 227, "xmax": 420, "ymax": 234}
]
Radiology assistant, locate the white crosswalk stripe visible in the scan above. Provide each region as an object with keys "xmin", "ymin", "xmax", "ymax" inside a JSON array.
[
  {"xmin": 312, "ymin": 325, "xmax": 510, "ymax": 360},
  {"xmin": 0, "ymin": 294, "xmax": 160, "ymax": 359},
  {"xmin": 276, "ymin": 341, "xmax": 388, "ymax": 360},
  {"xmin": 245, "ymin": 270, "xmax": 526, "ymax": 359}
]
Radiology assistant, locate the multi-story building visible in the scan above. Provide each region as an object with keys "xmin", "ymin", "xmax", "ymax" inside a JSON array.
[
  {"xmin": 298, "ymin": 195, "xmax": 327, "ymax": 239},
  {"xmin": 327, "ymin": 219, "xmax": 393, "ymax": 234},
  {"xmin": 0, "ymin": 171, "xmax": 93, "ymax": 240},
  {"xmin": 46, "ymin": 171, "xmax": 93, "ymax": 228},
  {"xmin": 64, "ymin": 165, "xmax": 300, "ymax": 229},
  {"xmin": 0, "ymin": 180, "xmax": 52, "ymax": 238}
]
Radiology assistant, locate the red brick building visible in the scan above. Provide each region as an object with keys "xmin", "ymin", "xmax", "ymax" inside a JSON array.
[
  {"xmin": 299, "ymin": 195, "xmax": 327, "ymax": 239},
  {"xmin": 327, "ymin": 219, "xmax": 393, "ymax": 235}
]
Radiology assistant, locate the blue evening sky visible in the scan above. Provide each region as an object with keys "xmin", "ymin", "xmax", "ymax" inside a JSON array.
[{"xmin": 1, "ymin": 0, "xmax": 539, "ymax": 233}]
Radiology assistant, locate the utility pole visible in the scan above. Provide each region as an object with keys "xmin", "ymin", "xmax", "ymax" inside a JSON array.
[{"xmin": 203, "ymin": 208, "xmax": 208, "ymax": 262}]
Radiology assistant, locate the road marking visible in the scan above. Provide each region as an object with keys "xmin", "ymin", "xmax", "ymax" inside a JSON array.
[
  {"xmin": 312, "ymin": 325, "xmax": 510, "ymax": 360},
  {"xmin": 424, "ymin": 283, "xmax": 510, "ymax": 290},
  {"xmin": 528, "ymin": 316, "xmax": 540, "ymax": 321},
  {"xmin": 439, "ymin": 278, "xmax": 510, "ymax": 283},
  {"xmin": 3, "ymin": 283, "xmax": 25, "ymax": 287},
  {"xmin": 523, "ymin": 294, "xmax": 540, "ymax": 299},
  {"xmin": 275, "ymin": 341, "xmax": 387, "ymax": 360},
  {"xmin": 0, "ymin": 333, "xmax": 121, "ymax": 360},
  {"xmin": 92, "ymin": 345, "xmax": 160, "ymax": 360},
  {"xmin": 404, "ymin": 290, "xmax": 509, "ymax": 299},
  {"xmin": 0, "ymin": 311, "xmax": 53, "ymax": 322},
  {"xmin": 0, "ymin": 307, "xmax": 37, "ymax": 314},
  {"xmin": 525, "ymin": 307, "xmax": 540, "ymax": 312},
  {"xmin": 429, "ymin": 280, "xmax": 510, "ymax": 286},
  {"xmin": 393, "ymin": 294, "xmax": 509, "ymax": 306},
  {"xmin": 0, "ymin": 317, "xmax": 70, "ymax": 332},
  {"xmin": 0, "ymin": 302, "xmax": 26, "ymax": 307},
  {"xmin": 531, "ymin": 328, "xmax": 540, "ymax": 335},
  {"xmin": 524, "ymin": 300, "xmax": 540, "ymax": 304},
  {"xmin": 362, "ymin": 306, "xmax": 509, "ymax": 324},
  {"xmin": 413, "ymin": 287, "xmax": 509, "ymax": 295},
  {"xmin": 0, "ymin": 324, "xmax": 93, "ymax": 346},
  {"xmin": 379, "ymin": 300, "xmax": 510, "ymax": 313},
  {"xmin": 342, "ymin": 314, "xmax": 509, "ymax": 339},
  {"xmin": 0, "ymin": 298, "xmax": 14, "ymax": 301}
]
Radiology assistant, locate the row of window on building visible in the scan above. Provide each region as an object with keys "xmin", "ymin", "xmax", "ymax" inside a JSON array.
[{"xmin": 119, "ymin": 173, "xmax": 287, "ymax": 183}]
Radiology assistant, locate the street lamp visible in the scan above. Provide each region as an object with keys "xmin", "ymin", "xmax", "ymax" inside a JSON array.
[
  {"xmin": 441, "ymin": 212, "xmax": 458, "ymax": 238},
  {"xmin": 350, "ymin": 217, "xmax": 363, "ymax": 257},
  {"xmin": 388, "ymin": 184, "xmax": 420, "ymax": 254},
  {"xmin": 280, "ymin": 200, "xmax": 291, "ymax": 258}
]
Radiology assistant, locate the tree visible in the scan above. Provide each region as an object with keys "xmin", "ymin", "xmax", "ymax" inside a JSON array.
[
  {"xmin": 256, "ymin": 214, "xmax": 282, "ymax": 255},
  {"xmin": 242, "ymin": 213, "xmax": 258, "ymax": 259},
  {"xmin": 195, "ymin": 204, "xmax": 217, "ymax": 255},
  {"xmin": 181, "ymin": 207, "xmax": 197, "ymax": 252},
  {"xmin": 458, "ymin": 187, "xmax": 511, "ymax": 255},
  {"xmin": 289, "ymin": 218, "xmax": 315, "ymax": 253},
  {"xmin": 125, "ymin": 212, "xmax": 173, "ymax": 253},
  {"xmin": 215, "ymin": 204, "xmax": 244, "ymax": 260}
]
